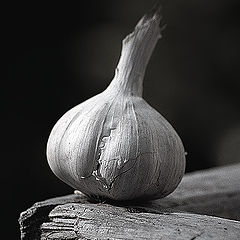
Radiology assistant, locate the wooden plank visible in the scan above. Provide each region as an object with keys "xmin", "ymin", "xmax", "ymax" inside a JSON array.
[
  {"xmin": 41, "ymin": 203, "xmax": 240, "ymax": 240},
  {"xmin": 154, "ymin": 163, "xmax": 240, "ymax": 220},
  {"xmin": 19, "ymin": 163, "xmax": 240, "ymax": 239}
]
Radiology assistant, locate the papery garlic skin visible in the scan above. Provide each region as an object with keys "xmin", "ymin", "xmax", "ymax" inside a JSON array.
[{"xmin": 47, "ymin": 5, "xmax": 186, "ymax": 201}]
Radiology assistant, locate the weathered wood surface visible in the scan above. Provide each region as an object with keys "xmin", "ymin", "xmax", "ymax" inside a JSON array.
[{"xmin": 19, "ymin": 163, "xmax": 240, "ymax": 239}]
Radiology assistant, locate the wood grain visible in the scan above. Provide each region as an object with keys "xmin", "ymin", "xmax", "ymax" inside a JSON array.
[
  {"xmin": 41, "ymin": 202, "xmax": 239, "ymax": 240},
  {"xmin": 19, "ymin": 163, "xmax": 240, "ymax": 239}
]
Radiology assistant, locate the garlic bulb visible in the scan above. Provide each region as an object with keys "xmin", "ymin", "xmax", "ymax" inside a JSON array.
[{"xmin": 47, "ymin": 5, "xmax": 186, "ymax": 201}]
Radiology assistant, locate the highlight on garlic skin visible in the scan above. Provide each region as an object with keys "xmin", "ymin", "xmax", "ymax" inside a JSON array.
[{"xmin": 47, "ymin": 5, "xmax": 186, "ymax": 201}]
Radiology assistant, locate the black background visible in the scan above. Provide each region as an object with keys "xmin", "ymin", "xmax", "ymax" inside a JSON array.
[{"xmin": 5, "ymin": 0, "xmax": 240, "ymax": 238}]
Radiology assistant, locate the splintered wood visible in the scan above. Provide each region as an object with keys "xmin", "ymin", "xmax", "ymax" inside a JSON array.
[{"xmin": 19, "ymin": 163, "xmax": 240, "ymax": 239}]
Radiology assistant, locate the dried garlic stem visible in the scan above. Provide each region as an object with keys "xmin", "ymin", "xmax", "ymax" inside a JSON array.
[{"xmin": 108, "ymin": 4, "xmax": 162, "ymax": 97}]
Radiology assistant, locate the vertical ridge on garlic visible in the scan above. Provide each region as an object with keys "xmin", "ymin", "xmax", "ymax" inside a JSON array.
[{"xmin": 47, "ymin": 4, "xmax": 186, "ymax": 201}]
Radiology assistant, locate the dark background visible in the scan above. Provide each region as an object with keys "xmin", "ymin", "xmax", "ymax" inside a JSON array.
[{"xmin": 5, "ymin": 0, "xmax": 240, "ymax": 238}]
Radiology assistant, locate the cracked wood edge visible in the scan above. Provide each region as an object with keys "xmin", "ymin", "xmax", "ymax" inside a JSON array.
[
  {"xmin": 19, "ymin": 194, "xmax": 89, "ymax": 240},
  {"xmin": 19, "ymin": 163, "xmax": 240, "ymax": 239},
  {"xmin": 41, "ymin": 202, "xmax": 240, "ymax": 240}
]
